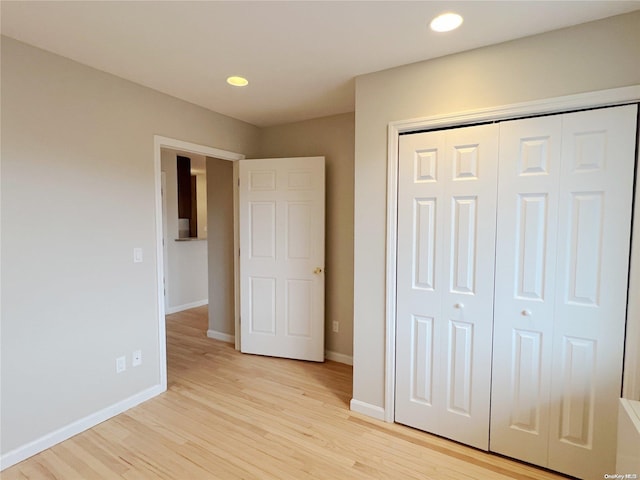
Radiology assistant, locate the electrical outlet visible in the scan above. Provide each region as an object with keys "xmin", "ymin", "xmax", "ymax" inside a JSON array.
[
  {"xmin": 132, "ymin": 349, "xmax": 142, "ymax": 367},
  {"xmin": 116, "ymin": 356, "xmax": 126, "ymax": 373},
  {"xmin": 332, "ymin": 321, "xmax": 339, "ymax": 333}
]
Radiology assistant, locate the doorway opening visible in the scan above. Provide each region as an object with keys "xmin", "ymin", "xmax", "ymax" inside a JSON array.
[
  {"xmin": 161, "ymin": 149, "xmax": 209, "ymax": 315},
  {"xmin": 153, "ymin": 136, "xmax": 244, "ymax": 391}
]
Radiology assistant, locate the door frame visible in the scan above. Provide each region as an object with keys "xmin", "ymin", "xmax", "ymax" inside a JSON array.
[
  {"xmin": 383, "ymin": 85, "xmax": 640, "ymax": 422},
  {"xmin": 153, "ymin": 135, "xmax": 244, "ymax": 391}
]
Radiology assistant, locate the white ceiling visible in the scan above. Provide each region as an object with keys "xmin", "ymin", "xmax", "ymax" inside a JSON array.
[{"xmin": 2, "ymin": 1, "xmax": 639, "ymax": 127}]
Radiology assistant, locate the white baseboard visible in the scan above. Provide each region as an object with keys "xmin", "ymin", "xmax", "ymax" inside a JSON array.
[
  {"xmin": 207, "ymin": 329, "xmax": 235, "ymax": 344},
  {"xmin": 0, "ymin": 384, "xmax": 164, "ymax": 471},
  {"xmin": 350, "ymin": 398, "xmax": 386, "ymax": 421},
  {"xmin": 166, "ymin": 299, "xmax": 208, "ymax": 314},
  {"xmin": 325, "ymin": 350, "xmax": 353, "ymax": 365},
  {"xmin": 204, "ymin": 336, "xmax": 352, "ymax": 365}
]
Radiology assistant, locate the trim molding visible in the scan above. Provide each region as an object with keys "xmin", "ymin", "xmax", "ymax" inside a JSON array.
[
  {"xmin": 385, "ymin": 86, "xmax": 640, "ymax": 422},
  {"xmin": 325, "ymin": 350, "xmax": 353, "ymax": 366},
  {"xmin": 166, "ymin": 299, "xmax": 208, "ymax": 315},
  {"xmin": 207, "ymin": 330, "xmax": 235, "ymax": 344},
  {"xmin": 0, "ymin": 385, "xmax": 163, "ymax": 471},
  {"xmin": 233, "ymin": 162, "xmax": 241, "ymax": 351},
  {"xmin": 350, "ymin": 399, "xmax": 385, "ymax": 421},
  {"xmin": 153, "ymin": 136, "xmax": 245, "ymax": 162},
  {"xmin": 203, "ymin": 340, "xmax": 353, "ymax": 363},
  {"xmin": 390, "ymin": 85, "xmax": 640, "ymax": 133}
]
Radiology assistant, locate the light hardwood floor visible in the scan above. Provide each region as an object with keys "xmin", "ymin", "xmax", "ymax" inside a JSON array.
[{"xmin": 3, "ymin": 306, "xmax": 572, "ymax": 479}]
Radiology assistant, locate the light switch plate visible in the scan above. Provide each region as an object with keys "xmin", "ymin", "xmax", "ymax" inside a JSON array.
[
  {"xmin": 116, "ymin": 356, "xmax": 126, "ymax": 373},
  {"xmin": 133, "ymin": 248, "xmax": 143, "ymax": 263},
  {"xmin": 132, "ymin": 350, "xmax": 142, "ymax": 367}
]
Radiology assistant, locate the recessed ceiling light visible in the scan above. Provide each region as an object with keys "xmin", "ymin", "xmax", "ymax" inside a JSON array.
[
  {"xmin": 430, "ymin": 13, "xmax": 463, "ymax": 33},
  {"xmin": 227, "ymin": 76, "xmax": 249, "ymax": 87}
]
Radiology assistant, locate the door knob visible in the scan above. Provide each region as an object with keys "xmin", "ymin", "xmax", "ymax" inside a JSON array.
[
  {"xmin": 313, "ymin": 267, "xmax": 324, "ymax": 274},
  {"xmin": 454, "ymin": 303, "xmax": 464, "ymax": 309},
  {"xmin": 521, "ymin": 309, "xmax": 532, "ymax": 317}
]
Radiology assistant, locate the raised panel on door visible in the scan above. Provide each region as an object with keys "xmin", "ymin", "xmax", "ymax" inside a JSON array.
[
  {"xmin": 395, "ymin": 124, "xmax": 498, "ymax": 450},
  {"xmin": 249, "ymin": 276, "xmax": 276, "ymax": 334},
  {"xmin": 239, "ymin": 157, "xmax": 325, "ymax": 362},
  {"xmin": 490, "ymin": 115, "xmax": 562, "ymax": 466},
  {"xmin": 548, "ymin": 105, "xmax": 637, "ymax": 480}
]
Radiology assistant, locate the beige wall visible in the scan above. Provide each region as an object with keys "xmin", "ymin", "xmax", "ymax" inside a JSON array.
[
  {"xmin": 0, "ymin": 36, "xmax": 260, "ymax": 456},
  {"xmin": 196, "ymin": 173, "xmax": 207, "ymax": 239},
  {"xmin": 206, "ymin": 158, "xmax": 235, "ymax": 337},
  {"xmin": 353, "ymin": 12, "xmax": 640, "ymax": 411},
  {"xmin": 161, "ymin": 149, "xmax": 208, "ymax": 312},
  {"xmin": 259, "ymin": 113, "xmax": 355, "ymax": 358}
]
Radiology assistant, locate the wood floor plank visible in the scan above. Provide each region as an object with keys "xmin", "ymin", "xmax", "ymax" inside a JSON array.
[{"xmin": 2, "ymin": 305, "xmax": 572, "ymax": 479}]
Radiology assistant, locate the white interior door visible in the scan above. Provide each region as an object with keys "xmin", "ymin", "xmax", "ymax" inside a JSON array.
[
  {"xmin": 490, "ymin": 105, "xmax": 638, "ymax": 479},
  {"xmin": 395, "ymin": 124, "xmax": 499, "ymax": 450},
  {"xmin": 238, "ymin": 157, "xmax": 325, "ymax": 362}
]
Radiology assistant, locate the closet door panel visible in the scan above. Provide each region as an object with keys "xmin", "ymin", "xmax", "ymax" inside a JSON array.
[
  {"xmin": 548, "ymin": 105, "xmax": 637, "ymax": 479},
  {"xmin": 395, "ymin": 131, "xmax": 446, "ymax": 433},
  {"xmin": 491, "ymin": 115, "xmax": 562, "ymax": 465},
  {"xmin": 440, "ymin": 124, "xmax": 499, "ymax": 450},
  {"xmin": 396, "ymin": 124, "xmax": 499, "ymax": 450}
]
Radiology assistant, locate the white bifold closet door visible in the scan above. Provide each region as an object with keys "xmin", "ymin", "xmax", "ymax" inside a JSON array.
[
  {"xmin": 490, "ymin": 105, "xmax": 637, "ymax": 480},
  {"xmin": 396, "ymin": 104, "xmax": 637, "ymax": 479},
  {"xmin": 395, "ymin": 124, "xmax": 499, "ymax": 450}
]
